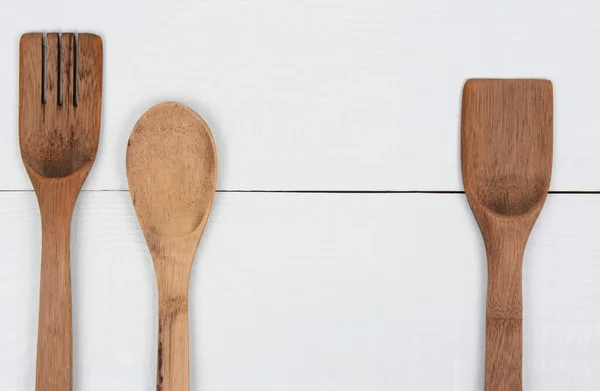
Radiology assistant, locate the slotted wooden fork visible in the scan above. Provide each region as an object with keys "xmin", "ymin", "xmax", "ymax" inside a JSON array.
[{"xmin": 19, "ymin": 32, "xmax": 102, "ymax": 391}]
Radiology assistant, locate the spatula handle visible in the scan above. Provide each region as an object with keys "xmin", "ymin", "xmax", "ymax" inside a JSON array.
[
  {"xmin": 485, "ymin": 234, "xmax": 526, "ymax": 391},
  {"xmin": 35, "ymin": 188, "xmax": 76, "ymax": 391},
  {"xmin": 156, "ymin": 284, "xmax": 190, "ymax": 391}
]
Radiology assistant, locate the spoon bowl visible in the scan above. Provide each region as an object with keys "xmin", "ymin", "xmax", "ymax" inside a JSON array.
[{"xmin": 127, "ymin": 102, "xmax": 217, "ymax": 238}]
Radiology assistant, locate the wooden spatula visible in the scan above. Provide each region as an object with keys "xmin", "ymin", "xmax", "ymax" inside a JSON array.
[
  {"xmin": 461, "ymin": 79, "xmax": 553, "ymax": 391},
  {"xmin": 127, "ymin": 102, "xmax": 218, "ymax": 391},
  {"xmin": 19, "ymin": 33, "xmax": 102, "ymax": 391}
]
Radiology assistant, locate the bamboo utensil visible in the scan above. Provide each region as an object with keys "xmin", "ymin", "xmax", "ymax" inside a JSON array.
[
  {"xmin": 461, "ymin": 79, "xmax": 553, "ymax": 391},
  {"xmin": 19, "ymin": 32, "xmax": 103, "ymax": 391},
  {"xmin": 126, "ymin": 102, "xmax": 218, "ymax": 391}
]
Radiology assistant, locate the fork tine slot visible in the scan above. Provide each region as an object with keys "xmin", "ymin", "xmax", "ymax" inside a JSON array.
[
  {"xmin": 76, "ymin": 34, "xmax": 103, "ymax": 111},
  {"xmin": 45, "ymin": 33, "xmax": 59, "ymax": 106},
  {"xmin": 19, "ymin": 33, "xmax": 43, "ymax": 105},
  {"xmin": 61, "ymin": 33, "xmax": 75, "ymax": 106}
]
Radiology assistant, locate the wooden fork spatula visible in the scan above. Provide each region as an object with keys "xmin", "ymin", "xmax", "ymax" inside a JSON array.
[
  {"xmin": 461, "ymin": 79, "xmax": 553, "ymax": 391},
  {"xmin": 19, "ymin": 33, "xmax": 102, "ymax": 391}
]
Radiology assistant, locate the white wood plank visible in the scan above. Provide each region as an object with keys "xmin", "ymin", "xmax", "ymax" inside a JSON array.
[
  {"xmin": 1, "ymin": 0, "xmax": 600, "ymax": 191},
  {"xmin": 1, "ymin": 191, "xmax": 599, "ymax": 391}
]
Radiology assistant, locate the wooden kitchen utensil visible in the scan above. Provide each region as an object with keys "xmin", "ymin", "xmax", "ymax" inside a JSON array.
[
  {"xmin": 19, "ymin": 33, "xmax": 102, "ymax": 391},
  {"xmin": 126, "ymin": 102, "xmax": 218, "ymax": 391},
  {"xmin": 461, "ymin": 79, "xmax": 552, "ymax": 391}
]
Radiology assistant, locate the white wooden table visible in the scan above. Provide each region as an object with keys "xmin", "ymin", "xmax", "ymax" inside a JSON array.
[{"xmin": 1, "ymin": 0, "xmax": 600, "ymax": 390}]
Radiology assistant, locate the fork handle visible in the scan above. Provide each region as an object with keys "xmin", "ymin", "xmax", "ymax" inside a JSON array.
[
  {"xmin": 484, "ymin": 227, "xmax": 526, "ymax": 391},
  {"xmin": 35, "ymin": 185, "xmax": 77, "ymax": 391}
]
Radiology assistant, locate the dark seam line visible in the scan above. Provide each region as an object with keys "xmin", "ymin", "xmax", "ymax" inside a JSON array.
[
  {"xmin": 217, "ymin": 190, "xmax": 600, "ymax": 194},
  {"xmin": 216, "ymin": 190, "xmax": 465, "ymax": 194},
  {"xmin": 1, "ymin": 189, "xmax": 600, "ymax": 194},
  {"xmin": 548, "ymin": 191, "xmax": 600, "ymax": 194}
]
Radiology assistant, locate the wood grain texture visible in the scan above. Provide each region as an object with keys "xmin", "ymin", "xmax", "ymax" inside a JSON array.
[
  {"xmin": 19, "ymin": 32, "xmax": 102, "ymax": 391},
  {"xmin": 1, "ymin": 192, "xmax": 600, "ymax": 391},
  {"xmin": 1, "ymin": 0, "xmax": 600, "ymax": 191},
  {"xmin": 127, "ymin": 103, "xmax": 217, "ymax": 391},
  {"xmin": 461, "ymin": 79, "xmax": 553, "ymax": 391}
]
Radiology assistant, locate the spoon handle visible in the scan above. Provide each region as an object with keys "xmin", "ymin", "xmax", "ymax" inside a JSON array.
[
  {"xmin": 156, "ymin": 281, "xmax": 190, "ymax": 391},
  {"xmin": 35, "ymin": 185, "xmax": 77, "ymax": 391},
  {"xmin": 484, "ymin": 227, "xmax": 527, "ymax": 391}
]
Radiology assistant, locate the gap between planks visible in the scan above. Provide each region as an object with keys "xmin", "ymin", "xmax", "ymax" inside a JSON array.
[{"xmin": 0, "ymin": 190, "xmax": 599, "ymax": 194}]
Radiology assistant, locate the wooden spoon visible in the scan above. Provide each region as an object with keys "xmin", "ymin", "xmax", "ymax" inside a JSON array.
[
  {"xmin": 19, "ymin": 32, "xmax": 102, "ymax": 391},
  {"xmin": 461, "ymin": 79, "xmax": 553, "ymax": 391},
  {"xmin": 126, "ymin": 102, "xmax": 218, "ymax": 391}
]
